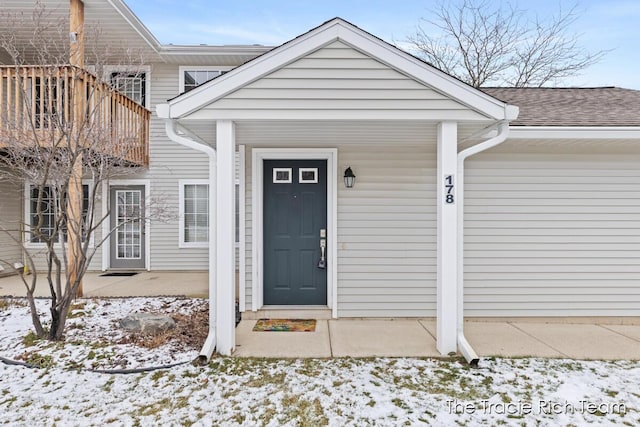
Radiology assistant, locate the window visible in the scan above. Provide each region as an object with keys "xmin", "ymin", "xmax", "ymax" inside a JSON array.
[
  {"xmin": 179, "ymin": 181, "xmax": 240, "ymax": 247},
  {"xmin": 28, "ymin": 184, "xmax": 89, "ymax": 243},
  {"xmin": 299, "ymin": 168, "xmax": 318, "ymax": 184},
  {"xmin": 273, "ymin": 168, "xmax": 292, "ymax": 183},
  {"xmin": 111, "ymin": 72, "xmax": 146, "ymax": 106},
  {"xmin": 182, "ymin": 183, "xmax": 209, "ymax": 245},
  {"xmin": 179, "ymin": 67, "xmax": 231, "ymax": 94}
]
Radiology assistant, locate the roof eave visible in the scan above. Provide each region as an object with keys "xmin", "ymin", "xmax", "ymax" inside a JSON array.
[
  {"xmin": 107, "ymin": 0, "xmax": 162, "ymax": 52},
  {"xmin": 509, "ymin": 126, "xmax": 640, "ymax": 139}
]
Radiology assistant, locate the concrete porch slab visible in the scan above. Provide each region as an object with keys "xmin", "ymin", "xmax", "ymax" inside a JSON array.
[
  {"xmin": 601, "ymin": 324, "xmax": 640, "ymax": 343},
  {"xmin": 463, "ymin": 322, "xmax": 564, "ymax": 358},
  {"xmin": 512, "ymin": 322, "xmax": 640, "ymax": 360},
  {"xmin": 234, "ymin": 319, "xmax": 332, "ymax": 358},
  {"xmin": 329, "ymin": 319, "xmax": 439, "ymax": 357}
]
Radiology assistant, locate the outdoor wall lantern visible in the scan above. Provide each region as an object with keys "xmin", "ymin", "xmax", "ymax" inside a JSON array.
[{"xmin": 344, "ymin": 167, "xmax": 356, "ymax": 188}]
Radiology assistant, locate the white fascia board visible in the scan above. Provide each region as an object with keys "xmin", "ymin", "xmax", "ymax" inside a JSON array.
[
  {"xmin": 509, "ymin": 126, "xmax": 640, "ymax": 140},
  {"xmin": 159, "ymin": 45, "xmax": 272, "ymax": 56},
  {"xmin": 166, "ymin": 18, "xmax": 513, "ymax": 121},
  {"xmin": 107, "ymin": 0, "xmax": 161, "ymax": 52}
]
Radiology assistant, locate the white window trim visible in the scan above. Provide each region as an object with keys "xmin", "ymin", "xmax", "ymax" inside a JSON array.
[
  {"xmin": 103, "ymin": 65, "xmax": 151, "ymax": 109},
  {"xmin": 179, "ymin": 179, "xmax": 210, "ymax": 248},
  {"xmin": 299, "ymin": 167, "xmax": 319, "ymax": 184},
  {"xmin": 252, "ymin": 148, "xmax": 338, "ymax": 317},
  {"xmin": 272, "ymin": 168, "xmax": 292, "ymax": 183},
  {"xmin": 24, "ymin": 180, "xmax": 95, "ymax": 249},
  {"xmin": 179, "ymin": 177, "xmax": 242, "ymax": 249},
  {"xmin": 178, "ymin": 65, "xmax": 234, "ymax": 94}
]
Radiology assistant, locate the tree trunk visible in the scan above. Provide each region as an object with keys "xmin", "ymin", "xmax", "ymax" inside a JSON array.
[{"xmin": 26, "ymin": 291, "xmax": 45, "ymax": 338}]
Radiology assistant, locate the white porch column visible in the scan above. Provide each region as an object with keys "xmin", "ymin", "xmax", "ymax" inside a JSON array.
[
  {"xmin": 436, "ymin": 121, "xmax": 458, "ymax": 354},
  {"xmin": 216, "ymin": 120, "xmax": 236, "ymax": 355}
]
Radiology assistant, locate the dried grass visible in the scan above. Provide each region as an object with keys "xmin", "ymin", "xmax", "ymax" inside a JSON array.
[{"xmin": 117, "ymin": 302, "xmax": 209, "ymax": 350}]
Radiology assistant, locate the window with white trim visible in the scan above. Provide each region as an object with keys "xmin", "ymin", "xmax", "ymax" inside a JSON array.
[
  {"xmin": 28, "ymin": 184, "xmax": 90, "ymax": 243},
  {"xmin": 179, "ymin": 66, "xmax": 231, "ymax": 94},
  {"xmin": 182, "ymin": 183, "xmax": 209, "ymax": 245},
  {"xmin": 111, "ymin": 72, "xmax": 146, "ymax": 105},
  {"xmin": 179, "ymin": 181, "xmax": 240, "ymax": 247}
]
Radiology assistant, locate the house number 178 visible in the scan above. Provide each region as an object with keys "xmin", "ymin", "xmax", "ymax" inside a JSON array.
[{"xmin": 444, "ymin": 175, "xmax": 455, "ymax": 204}]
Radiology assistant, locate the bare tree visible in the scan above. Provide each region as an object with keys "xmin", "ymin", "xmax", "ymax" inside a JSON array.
[
  {"xmin": 0, "ymin": 2, "xmax": 155, "ymax": 340},
  {"xmin": 407, "ymin": 0, "xmax": 607, "ymax": 87}
]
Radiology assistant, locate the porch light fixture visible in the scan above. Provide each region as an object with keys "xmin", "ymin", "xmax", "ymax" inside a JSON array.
[{"xmin": 344, "ymin": 167, "xmax": 356, "ymax": 188}]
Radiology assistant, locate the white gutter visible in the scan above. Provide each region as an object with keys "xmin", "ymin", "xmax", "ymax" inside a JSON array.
[
  {"xmin": 456, "ymin": 121, "xmax": 510, "ymax": 367},
  {"xmin": 158, "ymin": 107, "xmax": 218, "ymax": 363}
]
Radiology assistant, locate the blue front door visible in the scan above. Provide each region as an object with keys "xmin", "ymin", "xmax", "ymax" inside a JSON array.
[{"xmin": 263, "ymin": 160, "xmax": 328, "ymax": 305}]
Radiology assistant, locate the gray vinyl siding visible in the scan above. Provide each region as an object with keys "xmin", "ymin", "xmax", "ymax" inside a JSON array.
[
  {"xmin": 203, "ymin": 41, "xmax": 488, "ymax": 122},
  {"xmin": 242, "ymin": 144, "xmax": 438, "ymax": 316},
  {"xmin": 464, "ymin": 153, "xmax": 640, "ymax": 317},
  {"xmin": 133, "ymin": 63, "xmax": 210, "ymax": 270},
  {"xmin": 244, "ymin": 149, "xmax": 253, "ymax": 310},
  {"xmin": 0, "ymin": 176, "xmax": 22, "ymax": 276},
  {"xmin": 337, "ymin": 145, "xmax": 437, "ymax": 317}
]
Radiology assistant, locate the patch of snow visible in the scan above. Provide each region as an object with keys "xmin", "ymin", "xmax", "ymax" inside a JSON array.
[{"xmin": 1, "ymin": 298, "xmax": 639, "ymax": 425}]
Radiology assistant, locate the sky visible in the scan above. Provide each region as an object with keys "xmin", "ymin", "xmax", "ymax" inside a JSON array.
[{"xmin": 125, "ymin": 0, "xmax": 640, "ymax": 89}]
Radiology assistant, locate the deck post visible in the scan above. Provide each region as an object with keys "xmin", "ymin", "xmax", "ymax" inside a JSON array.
[
  {"xmin": 436, "ymin": 121, "xmax": 458, "ymax": 354},
  {"xmin": 215, "ymin": 120, "xmax": 236, "ymax": 355},
  {"xmin": 68, "ymin": 0, "xmax": 85, "ymax": 297}
]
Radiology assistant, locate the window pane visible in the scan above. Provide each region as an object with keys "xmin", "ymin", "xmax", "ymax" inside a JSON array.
[
  {"xmin": 183, "ymin": 70, "xmax": 222, "ymax": 92},
  {"xmin": 30, "ymin": 185, "xmax": 89, "ymax": 243},
  {"xmin": 183, "ymin": 184, "xmax": 209, "ymax": 243}
]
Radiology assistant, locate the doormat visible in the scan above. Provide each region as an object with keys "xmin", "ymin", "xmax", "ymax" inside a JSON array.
[
  {"xmin": 253, "ymin": 319, "xmax": 316, "ymax": 332},
  {"xmin": 99, "ymin": 272, "xmax": 139, "ymax": 277}
]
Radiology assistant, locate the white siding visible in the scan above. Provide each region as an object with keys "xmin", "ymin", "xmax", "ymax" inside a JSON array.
[
  {"xmin": 203, "ymin": 41, "xmax": 488, "ymax": 122},
  {"xmin": 465, "ymin": 153, "xmax": 640, "ymax": 316},
  {"xmin": 0, "ymin": 176, "xmax": 22, "ymax": 275},
  {"xmin": 243, "ymin": 144, "xmax": 438, "ymax": 316}
]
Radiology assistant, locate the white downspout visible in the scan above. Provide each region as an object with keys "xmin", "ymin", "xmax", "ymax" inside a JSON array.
[
  {"xmin": 457, "ymin": 121, "xmax": 510, "ymax": 367},
  {"xmin": 160, "ymin": 115, "xmax": 218, "ymax": 363}
]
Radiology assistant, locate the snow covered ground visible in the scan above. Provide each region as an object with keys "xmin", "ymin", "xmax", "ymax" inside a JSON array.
[{"xmin": 1, "ymin": 297, "xmax": 639, "ymax": 426}]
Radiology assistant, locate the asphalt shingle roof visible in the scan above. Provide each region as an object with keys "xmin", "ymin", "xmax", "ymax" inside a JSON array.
[{"xmin": 481, "ymin": 87, "xmax": 640, "ymax": 127}]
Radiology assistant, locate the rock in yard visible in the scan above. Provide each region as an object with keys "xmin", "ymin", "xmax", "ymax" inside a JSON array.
[{"xmin": 119, "ymin": 313, "xmax": 176, "ymax": 335}]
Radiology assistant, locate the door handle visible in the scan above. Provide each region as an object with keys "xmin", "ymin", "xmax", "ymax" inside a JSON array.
[{"xmin": 318, "ymin": 238, "xmax": 326, "ymax": 269}]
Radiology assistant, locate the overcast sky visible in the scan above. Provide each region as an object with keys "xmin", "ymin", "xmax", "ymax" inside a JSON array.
[{"xmin": 125, "ymin": 0, "xmax": 640, "ymax": 89}]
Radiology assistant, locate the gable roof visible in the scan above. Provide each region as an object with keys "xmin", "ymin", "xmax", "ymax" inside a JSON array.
[
  {"xmin": 159, "ymin": 18, "xmax": 517, "ymax": 121},
  {"xmin": 482, "ymin": 87, "xmax": 640, "ymax": 127}
]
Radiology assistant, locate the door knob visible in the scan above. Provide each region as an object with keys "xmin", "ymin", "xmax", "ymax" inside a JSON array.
[{"xmin": 318, "ymin": 238, "xmax": 326, "ymax": 269}]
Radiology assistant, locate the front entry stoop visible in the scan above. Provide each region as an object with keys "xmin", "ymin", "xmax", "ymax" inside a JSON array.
[{"xmin": 242, "ymin": 307, "xmax": 332, "ymax": 320}]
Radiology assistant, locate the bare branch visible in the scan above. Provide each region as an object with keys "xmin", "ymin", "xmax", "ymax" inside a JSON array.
[
  {"xmin": 0, "ymin": 3, "xmax": 154, "ymax": 341},
  {"xmin": 406, "ymin": 0, "xmax": 608, "ymax": 87}
]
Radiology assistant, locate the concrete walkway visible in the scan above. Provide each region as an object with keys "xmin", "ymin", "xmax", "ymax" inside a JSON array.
[
  {"xmin": 3, "ymin": 272, "xmax": 640, "ymax": 360},
  {"xmin": 235, "ymin": 318, "xmax": 640, "ymax": 360},
  {"xmin": 0, "ymin": 271, "xmax": 208, "ymax": 298}
]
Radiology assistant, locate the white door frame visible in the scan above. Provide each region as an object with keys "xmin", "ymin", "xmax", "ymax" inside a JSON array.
[
  {"xmin": 101, "ymin": 179, "xmax": 151, "ymax": 271},
  {"xmin": 252, "ymin": 148, "xmax": 338, "ymax": 317}
]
